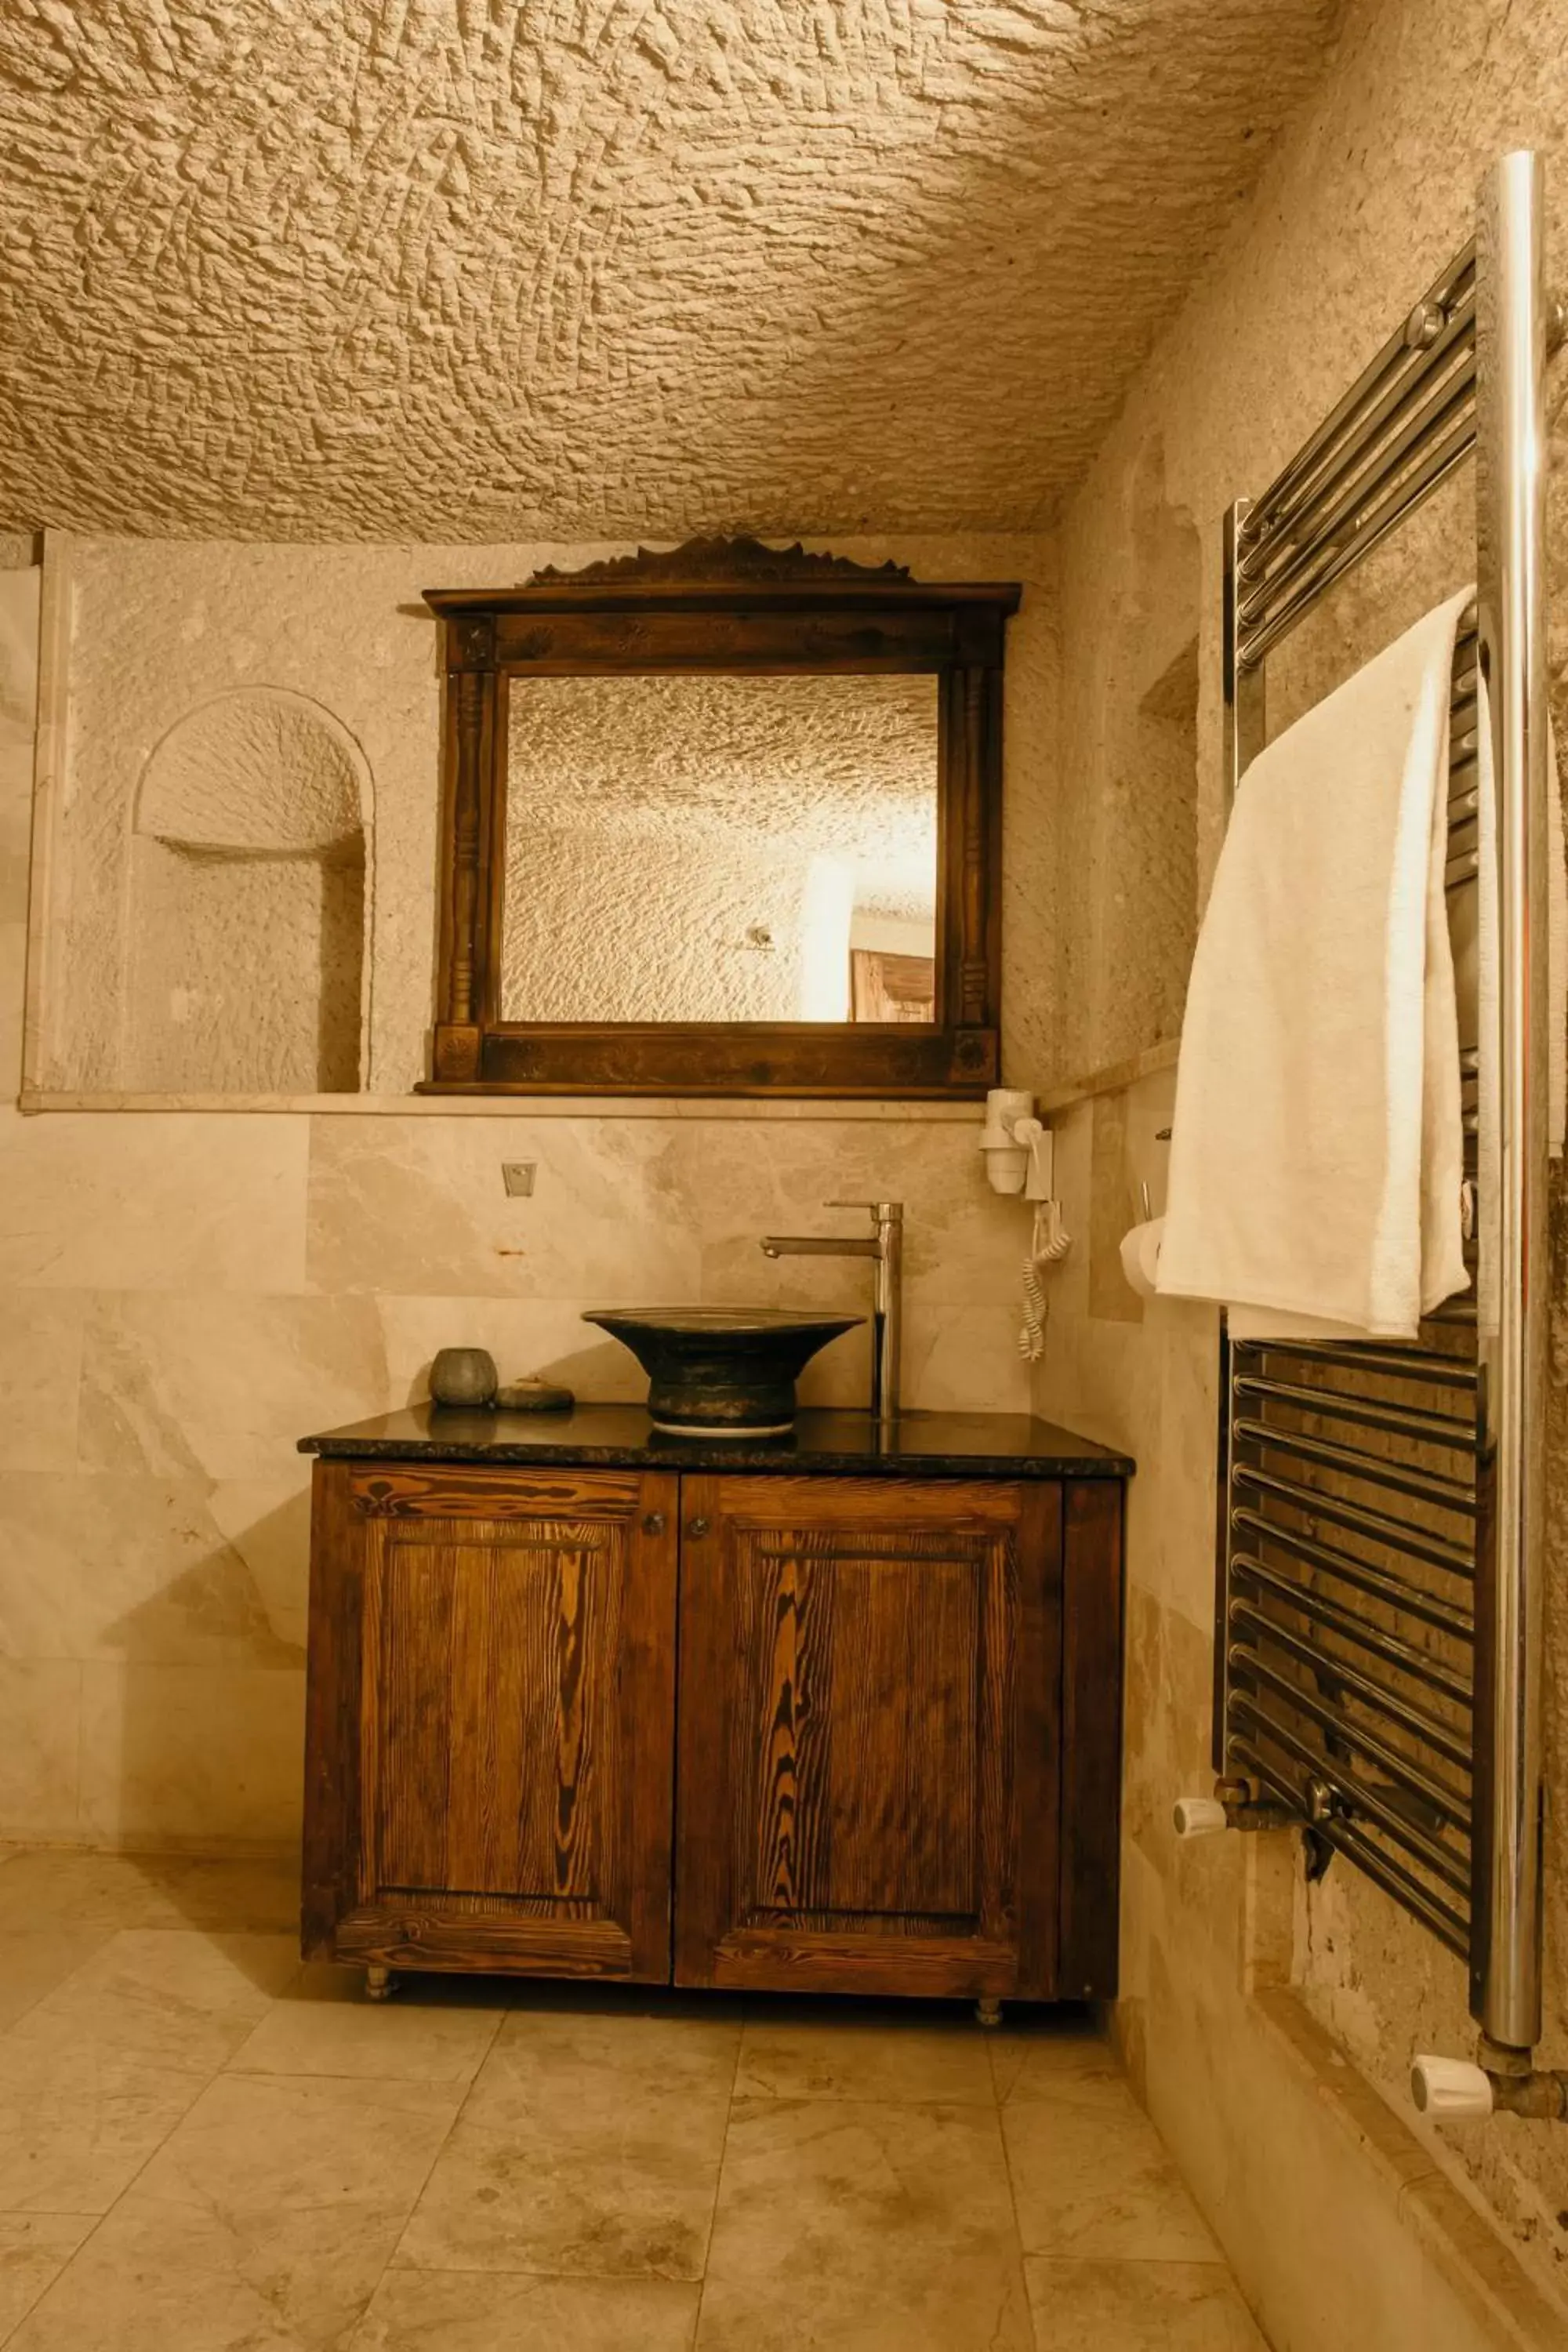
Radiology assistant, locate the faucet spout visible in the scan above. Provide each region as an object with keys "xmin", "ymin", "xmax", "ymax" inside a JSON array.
[
  {"xmin": 760, "ymin": 1236, "xmax": 880, "ymax": 1258},
  {"xmin": 756, "ymin": 1202, "xmax": 903, "ymax": 1426}
]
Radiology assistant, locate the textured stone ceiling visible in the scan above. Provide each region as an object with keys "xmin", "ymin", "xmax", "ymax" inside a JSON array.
[{"xmin": 0, "ymin": 0, "xmax": 1337, "ymax": 540}]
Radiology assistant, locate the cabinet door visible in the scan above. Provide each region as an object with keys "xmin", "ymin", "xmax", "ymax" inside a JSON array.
[
  {"xmin": 674, "ymin": 1475, "xmax": 1062, "ymax": 1999},
  {"xmin": 303, "ymin": 1462, "xmax": 677, "ymax": 1981}
]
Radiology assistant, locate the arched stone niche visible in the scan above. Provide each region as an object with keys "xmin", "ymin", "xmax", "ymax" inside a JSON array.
[{"xmin": 124, "ymin": 688, "xmax": 372, "ymax": 1093}]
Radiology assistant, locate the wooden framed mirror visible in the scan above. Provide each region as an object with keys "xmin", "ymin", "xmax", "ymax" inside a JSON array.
[{"xmin": 420, "ymin": 538, "xmax": 1021, "ymax": 1096}]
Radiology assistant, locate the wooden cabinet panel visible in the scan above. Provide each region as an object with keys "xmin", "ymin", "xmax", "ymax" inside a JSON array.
[
  {"xmin": 673, "ymin": 1475, "xmax": 1062, "ymax": 1999},
  {"xmin": 303, "ymin": 1462, "xmax": 677, "ymax": 1980}
]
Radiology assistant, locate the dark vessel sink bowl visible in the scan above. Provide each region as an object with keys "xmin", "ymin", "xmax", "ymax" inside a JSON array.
[{"xmin": 582, "ymin": 1308, "xmax": 864, "ymax": 1436}]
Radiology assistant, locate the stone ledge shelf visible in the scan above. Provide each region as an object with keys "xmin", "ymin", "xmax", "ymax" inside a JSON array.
[{"xmin": 18, "ymin": 1092, "xmax": 984, "ymax": 1120}]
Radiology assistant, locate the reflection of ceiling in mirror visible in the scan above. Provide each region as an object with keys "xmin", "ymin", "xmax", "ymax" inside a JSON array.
[{"xmin": 507, "ymin": 674, "xmax": 938, "ymax": 918}]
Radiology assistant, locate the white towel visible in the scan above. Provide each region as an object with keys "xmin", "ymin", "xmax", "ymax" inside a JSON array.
[{"xmin": 1157, "ymin": 589, "xmax": 1475, "ymax": 1341}]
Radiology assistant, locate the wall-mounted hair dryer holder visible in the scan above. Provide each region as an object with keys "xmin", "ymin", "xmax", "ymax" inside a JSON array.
[{"xmin": 979, "ymin": 1087, "xmax": 1053, "ymax": 1197}]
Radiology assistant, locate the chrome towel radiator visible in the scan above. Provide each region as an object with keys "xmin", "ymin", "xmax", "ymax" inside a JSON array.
[{"xmin": 1213, "ymin": 151, "xmax": 1559, "ymax": 2096}]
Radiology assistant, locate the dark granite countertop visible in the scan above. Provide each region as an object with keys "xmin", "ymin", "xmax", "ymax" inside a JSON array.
[{"xmin": 298, "ymin": 1403, "xmax": 1134, "ymax": 1479}]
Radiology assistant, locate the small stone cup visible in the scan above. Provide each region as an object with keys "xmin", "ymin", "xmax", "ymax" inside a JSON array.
[{"xmin": 429, "ymin": 1346, "xmax": 499, "ymax": 1409}]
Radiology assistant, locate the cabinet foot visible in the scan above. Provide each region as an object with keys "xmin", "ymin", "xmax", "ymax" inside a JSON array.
[
  {"xmin": 365, "ymin": 1965, "xmax": 397, "ymax": 2002},
  {"xmin": 975, "ymin": 1997, "xmax": 1004, "ymax": 2030}
]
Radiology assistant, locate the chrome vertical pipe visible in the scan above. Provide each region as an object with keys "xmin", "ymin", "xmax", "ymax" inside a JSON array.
[{"xmin": 1472, "ymin": 149, "xmax": 1550, "ymax": 2053}]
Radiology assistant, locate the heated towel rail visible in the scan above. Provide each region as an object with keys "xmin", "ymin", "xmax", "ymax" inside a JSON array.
[{"xmin": 1216, "ymin": 151, "xmax": 1556, "ymax": 2066}]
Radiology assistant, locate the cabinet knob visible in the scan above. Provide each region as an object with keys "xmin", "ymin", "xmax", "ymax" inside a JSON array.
[
  {"xmin": 642, "ymin": 1511, "xmax": 666, "ymax": 1536},
  {"xmin": 688, "ymin": 1515, "xmax": 711, "ymax": 1538}
]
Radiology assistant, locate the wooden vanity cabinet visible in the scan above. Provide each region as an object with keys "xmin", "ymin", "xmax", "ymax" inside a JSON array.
[
  {"xmin": 303, "ymin": 1462, "xmax": 680, "ymax": 1982},
  {"xmin": 302, "ymin": 1451, "xmax": 1124, "ymax": 2004},
  {"xmin": 675, "ymin": 1475, "xmax": 1058, "ymax": 1999}
]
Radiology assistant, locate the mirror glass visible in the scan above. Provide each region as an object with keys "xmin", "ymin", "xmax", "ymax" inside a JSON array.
[{"xmin": 500, "ymin": 673, "xmax": 939, "ymax": 1023}]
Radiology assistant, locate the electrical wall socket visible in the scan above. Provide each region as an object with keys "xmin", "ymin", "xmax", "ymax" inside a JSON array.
[{"xmin": 501, "ymin": 1162, "xmax": 537, "ymax": 1198}]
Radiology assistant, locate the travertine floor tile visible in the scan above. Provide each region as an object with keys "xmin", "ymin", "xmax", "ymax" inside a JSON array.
[
  {"xmin": 0, "ymin": 1928, "xmax": 296, "ymax": 2214},
  {"xmin": 228, "ymin": 1964, "xmax": 503, "ymax": 2086},
  {"xmin": 0, "ymin": 1931, "xmax": 109, "ymax": 2033},
  {"xmin": 9, "ymin": 1929, "xmax": 300, "ymax": 2071},
  {"xmin": 1025, "ymin": 2257, "xmax": 1269, "ymax": 2349},
  {"xmin": 1004, "ymin": 2101, "xmax": 1219, "ymax": 2262},
  {"xmin": 989, "ymin": 2017, "xmax": 1134, "ymax": 2113},
  {"xmin": 0, "ymin": 2045, "xmax": 205, "ymax": 2216},
  {"xmin": 9, "ymin": 2196, "xmax": 402, "ymax": 2351},
  {"xmin": 397, "ymin": 2006, "xmax": 737, "ymax": 2281},
  {"xmin": 9, "ymin": 2073, "xmax": 468, "ymax": 2347},
  {"xmin": 0, "ymin": 1849, "xmax": 298, "ymax": 1933},
  {"xmin": 0, "ymin": 1864, "xmax": 1274, "ymax": 2352},
  {"xmin": 347, "ymin": 2267, "xmax": 701, "ymax": 2350},
  {"xmin": 0, "ymin": 2215, "xmax": 96, "ymax": 2340},
  {"xmin": 132, "ymin": 2071, "xmax": 461, "ymax": 2217},
  {"xmin": 696, "ymin": 2096, "xmax": 1033, "ymax": 2352},
  {"xmin": 736, "ymin": 2000, "xmax": 996, "ymax": 2106}
]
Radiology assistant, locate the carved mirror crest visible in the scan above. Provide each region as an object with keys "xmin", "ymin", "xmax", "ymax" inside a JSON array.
[{"xmin": 421, "ymin": 537, "xmax": 1020, "ymax": 1097}]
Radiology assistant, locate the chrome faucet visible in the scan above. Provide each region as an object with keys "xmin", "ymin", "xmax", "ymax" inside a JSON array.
[{"xmin": 760, "ymin": 1200, "xmax": 903, "ymax": 1428}]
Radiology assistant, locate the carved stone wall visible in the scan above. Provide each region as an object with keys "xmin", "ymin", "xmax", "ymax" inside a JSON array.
[
  {"xmin": 1036, "ymin": 0, "xmax": 1568, "ymax": 2336},
  {"xmin": 31, "ymin": 530, "xmax": 1054, "ymax": 1096}
]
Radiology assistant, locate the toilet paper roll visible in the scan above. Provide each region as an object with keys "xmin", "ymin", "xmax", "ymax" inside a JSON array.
[{"xmin": 1119, "ymin": 1216, "xmax": 1164, "ymax": 1299}]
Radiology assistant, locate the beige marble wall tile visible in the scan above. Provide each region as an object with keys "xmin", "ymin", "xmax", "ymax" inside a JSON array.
[
  {"xmin": 1134, "ymin": 1949, "xmax": 1523, "ymax": 2352},
  {"xmin": 1043, "ymin": 1102, "xmax": 1093, "ymax": 1322},
  {"xmin": 0, "ymin": 1662, "xmax": 81, "ymax": 1842},
  {"xmin": 670, "ymin": 1113, "xmax": 1017, "ymax": 1298},
  {"xmin": 398, "ymin": 2006, "xmax": 737, "ymax": 2280},
  {"xmin": 0, "ymin": 2215, "xmax": 96, "ymax": 2343},
  {"xmin": 313, "ymin": 1113, "xmax": 1027, "ymax": 1414},
  {"xmin": 0, "ymin": 1295, "xmax": 84, "ymax": 1471},
  {"xmin": 1149, "ymin": 1300, "xmax": 1223, "ymax": 1634},
  {"xmin": 901, "ymin": 1290, "xmax": 1030, "ymax": 1414},
  {"xmin": 0, "ymin": 1113, "xmax": 308, "ymax": 1292},
  {"xmin": 78, "ymin": 1293, "xmax": 387, "ymax": 1480},
  {"xmin": 1121, "ymin": 1589, "xmax": 1225, "ymax": 1882},
  {"xmin": 0, "ymin": 925, "xmax": 27, "ymax": 1098},
  {"xmin": 1088, "ymin": 1092, "xmax": 1143, "ymax": 1324},
  {"xmin": 735, "ymin": 2005, "xmax": 995, "ymax": 2106},
  {"xmin": 1004, "ymin": 2098, "xmax": 1218, "ymax": 2263},
  {"xmin": 307, "ymin": 1116, "xmax": 701, "ymax": 1298},
  {"xmin": 676, "ymin": 1114, "xmax": 1029, "ymax": 1412},
  {"xmin": 1023, "ymin": 2257, "xmax": 1268, "ymax": 2350},
  {"xmin": 376, "ymin": 1293, "xmax": 650, "ymax": 1408},
  {"xmin": 348, "ymin": 2269, "xmax": 701, "ymax": 2351},
  {"xmin": 699, "ymin": 2096, "xmax": 1032, "ymax": 2352},
  {"xmin": 0, "ymin": 1475, "xmax": 306, "ymax": 1668},
  {"xmin": 205, "ymin": 1478, "xmax": 313, "ymax": 1657},
  {"xmin": 79, "ymin": 1663, "xmax": 306, "ymax": 1851}
]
